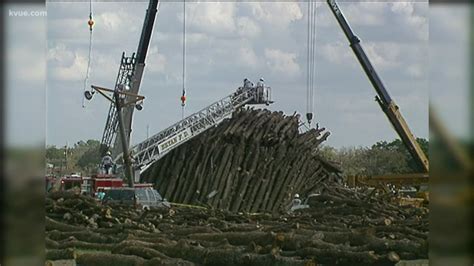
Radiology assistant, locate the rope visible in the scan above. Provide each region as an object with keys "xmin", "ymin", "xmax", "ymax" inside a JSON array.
[{"xmin": 82, "ymin": 0, "xmax": 94, "ymax": 108}]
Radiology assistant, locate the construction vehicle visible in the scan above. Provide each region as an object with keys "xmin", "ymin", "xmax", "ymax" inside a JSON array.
[{"xmin": 327, "ymin": 0, "xmax": 429, "ymax": 184}]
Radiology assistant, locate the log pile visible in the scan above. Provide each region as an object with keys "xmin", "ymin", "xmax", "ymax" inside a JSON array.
[
  {"xmin": 44, "ymin": 109, "xmax": 428, "ymax": 264},
  {"xmin": 45, "ymin": 188, "xmax": 428, "ymax": 265},
  {"xmin": 142, "ymin": 109, "xmax": 340, "ymax": 213}
]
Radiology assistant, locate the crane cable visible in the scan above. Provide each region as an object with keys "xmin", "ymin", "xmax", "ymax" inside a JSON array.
[
  {"xmin": 179, "ymin": 2, "xmax": 200, "ymax": 119},
  {"xmin": 311, "ymin": 0, "xmax": 316, "ymax": 120},
  {"xmin": 306, "ymin": 0, "xmax": 313, "ymax": 125},
  {"xmin": 306, "ymin": 0, "xmax": 317, "ymax": 126},
  {"xmin": 180, "ymin": 0, "xmax": 187, "ymax": 119},
  {"xmin": 82, "ymin": 0, "xmax": 94, "ymax": 108}
]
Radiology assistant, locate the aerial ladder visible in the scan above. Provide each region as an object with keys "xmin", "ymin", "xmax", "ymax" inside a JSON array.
[
  {"xmin": 100, "ymin": 0, "xmax": 159, "ymax": 157},
  {"xmin": 327, "ymin": 0, "xmax": 429, "ymax": 175},
  {"xmin": 114, "ymin": 84, "xmax": 273, "ymax": 182}
]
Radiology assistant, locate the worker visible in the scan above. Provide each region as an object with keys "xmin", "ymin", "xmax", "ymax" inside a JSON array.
[
  {"xmin": 292, "ymin": 193, "xmax": 302, "ymax": 208},
  {"xmin": 97, "ymin": 189, "xmax": 105, "ymax": 201},
  {"xmin": 243, "ymin": 78, "xmax": 254, "ymax": 89},
  {"xmin": 256, "ymin": 78, "xmax": 265, "ymax": 102},
  {"xmin": 101, "ymin": 151, "xmax": 114, "ymax": 175}
]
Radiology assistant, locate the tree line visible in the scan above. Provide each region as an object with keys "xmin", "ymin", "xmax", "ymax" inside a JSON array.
[
  {"xmin": 46, "ymin": 138, "xmax": 428, "ymax": 177},
  {"xmin": 46, "ymin": 140, "xmax": 101, "ymax": 175},
  {"xmin": 318, "ymin": 138, "xmax": 428, "ymax": 177}
]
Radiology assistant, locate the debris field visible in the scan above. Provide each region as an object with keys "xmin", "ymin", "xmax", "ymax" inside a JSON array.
[
  {"xmin": 45, "ymin": 109, "xmax": 428, "ymax": 265},
  {"xmin": 46, "ymin": 186, "xmax": 428, "ymax": 265}
]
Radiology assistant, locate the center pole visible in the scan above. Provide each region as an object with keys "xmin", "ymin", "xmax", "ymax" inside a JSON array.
[{"xmin": 114, "ymin": 90, "xmax": 134, "ymax": 187}]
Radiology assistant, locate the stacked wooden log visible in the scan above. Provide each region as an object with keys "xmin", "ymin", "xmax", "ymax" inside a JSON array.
[
  {"xmin": 142, "ymin": 109, "xmax": 340, "ymax": 213},
  {"xmin": 45, "ymin": 188, "xmax": 428, "ymax": 265}
]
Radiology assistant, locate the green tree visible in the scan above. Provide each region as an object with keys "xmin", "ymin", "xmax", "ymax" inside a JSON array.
[
  {"xmin": 318, "ymin": 138, "xmax": 429, "ymax": 177},
  {"xmin": 75, "ymin": 140, "xmax": 101, "ymax": 174},
  {"xmin": 372, "ymin": 138, "xmax": 428, "ymax": 172},
  {"xmin": 46, "ymin": 140, "xmax": 102, "ymax": 175},
  {"xmin": 45, "ymin": 146, "xmax": 63, "ymax": 162},
  {"xmin": 77, "ymin": 146, "xmax": 101, "ymax": 173}
]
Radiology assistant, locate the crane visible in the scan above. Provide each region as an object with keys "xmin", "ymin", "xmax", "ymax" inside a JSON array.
[
  {"xmin": 327, "ymin": 0, "xmax": 429, "ymax": 174},
  {"xmin": 84, "ymin": 0, "xmax": 158, "ymax": 186},
  {"xmin": 100, "ymin": 0, "xmax": 159, "ymax": 157}
]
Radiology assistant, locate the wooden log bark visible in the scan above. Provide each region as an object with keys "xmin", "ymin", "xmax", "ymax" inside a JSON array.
[
  {"xmin": 142, "ymin": 109, "xmax": 340, "ymax": 212},
  {"xmin": 76, "ymin": 253, "xmax": 146, "ymax": 266},
  {"xmin": 45, "ymin": 248, "xmax": 76, "ymax": 261}
]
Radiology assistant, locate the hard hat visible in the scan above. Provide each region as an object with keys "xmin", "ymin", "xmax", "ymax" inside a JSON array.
[
  {"xmin": 294, "ymin": 193, "xmax": 300, "ymax": 198},
  {"xmin": 106, "ymin": 151, "xmax": 111, "ymax": 155}
]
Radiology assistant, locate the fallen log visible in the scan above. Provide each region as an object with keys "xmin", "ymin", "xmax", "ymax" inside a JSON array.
[
  {"xmin": 113, "ymin": 245, "xmax": 169, "ymax": 260},
  {"xmin": 76, "ymin": 253, "xmax": 146, "ymax": 266},
  {"xmin": 187, "ymin": 231, "xmax": 276, "ymax": 246},
  {"xmin": 45, "ymin": 248, "xmax": 76, "ymax": 261},
  {"xmin": 142, "ymin": 257, "xmax": 196, "ymax": 266},
  {"xmin": 46, "ymin": 216, "xmax": 85, "ymax": 232}
]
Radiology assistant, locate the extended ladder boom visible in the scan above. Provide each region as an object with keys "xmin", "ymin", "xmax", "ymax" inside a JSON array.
[
  {"xmin": 327, "ymin": 0, "xmax": 429, "ymax": 173},
  {"xmin": 115, "ymin": 85, "xmax": 273, "ymax": 177}
]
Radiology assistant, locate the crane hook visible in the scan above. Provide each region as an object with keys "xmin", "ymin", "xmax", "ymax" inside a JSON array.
[
  {"xmin": 88, "ymin": 13, "xmax": 94, "ymax": 31},
  {"xmin": 180, "ymin": 92, "xmax": 186, "ymax": 107}
]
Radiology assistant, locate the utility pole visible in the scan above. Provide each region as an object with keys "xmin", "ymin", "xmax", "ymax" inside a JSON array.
[
  {"xmin": 62, "ymin": 144, "xmax": 68, "ymax": 176},
  {"xmin": 84, "ymin": 85, "xmax": 145, "ymax": 187},
  {"xmin": 114, "ymin": 90, "xmax": 134, "ymax": 187}
]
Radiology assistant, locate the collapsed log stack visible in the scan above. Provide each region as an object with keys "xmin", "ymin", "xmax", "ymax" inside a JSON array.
[
  {"xmin": 142, "ymin": 109, "xmax": 340, "ymax": 213},
  {"xmin": 45, "ymin": 188, "xmax": 428, "ymax": 265}
]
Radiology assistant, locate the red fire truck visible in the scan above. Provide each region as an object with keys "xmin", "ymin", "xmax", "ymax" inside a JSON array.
[
  {"xmin": 80, "ymin": 174, "xmax": 124, "ymax": 196},
  {"xmin": 59, "ymin": 174, "xmax": 83, "ymax": 191}
]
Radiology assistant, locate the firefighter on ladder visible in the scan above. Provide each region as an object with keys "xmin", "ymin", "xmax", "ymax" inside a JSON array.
[
  {"xmin": 243, "ymin": 78, "xmax": 254, "ymax": 89},
  {"xmin": 256, "ymin": 78, "xmax": 266, "ymax": 103},
  {"xmin": 238, "ymin": 78, "xmax": 253, "ymax": 95}
]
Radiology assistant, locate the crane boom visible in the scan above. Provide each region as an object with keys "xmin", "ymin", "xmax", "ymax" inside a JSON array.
[
  {"xmin": 327, "ymin": 0, "xmax": 429, "ymax": 173},
  {"xmin": 101, "ymin": 0, "xmax": 159, "ymax": 156}
]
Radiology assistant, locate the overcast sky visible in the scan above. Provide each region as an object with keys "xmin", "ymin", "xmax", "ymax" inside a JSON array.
[{"xmin": 7, "ymin": 1, "xmax": 469, "ymax": 148}]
